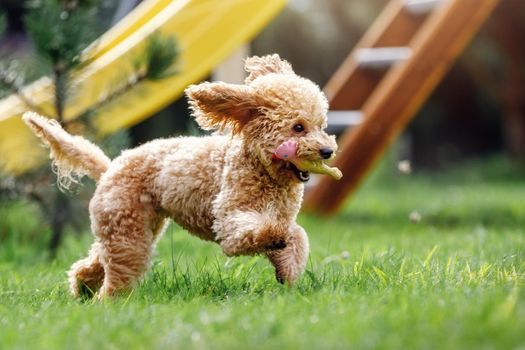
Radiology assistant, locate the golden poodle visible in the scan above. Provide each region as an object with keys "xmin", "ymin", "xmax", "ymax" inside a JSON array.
[{"xmin": 23, "ymin": 54, "xmax": 342, "ymax": 299}]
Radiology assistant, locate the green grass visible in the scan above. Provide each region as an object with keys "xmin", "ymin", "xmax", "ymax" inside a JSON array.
[{"xmin": 0, "ymin": 157, "xmax": 524, "ymax": 349}]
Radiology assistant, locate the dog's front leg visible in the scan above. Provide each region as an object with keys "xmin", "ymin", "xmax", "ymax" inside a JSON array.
[
  {"xmin": 215, "ymin": 210, "xmax": 289, "ymax": 257},
  {"xmin": 266, "ymin": 224, "xmax": 309, "ymax": 285}
]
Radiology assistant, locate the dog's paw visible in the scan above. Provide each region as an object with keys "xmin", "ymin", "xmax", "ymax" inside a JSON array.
[{"xmin": 266, "ymin": 239, "xmax": 287, "ymax": 251}]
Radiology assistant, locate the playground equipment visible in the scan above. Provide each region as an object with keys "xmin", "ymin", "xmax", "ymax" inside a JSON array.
[
  {"xmin": 1, "ymin": 0, "xmax": 502, "ymax": 216},
  {"xmin": 0, "ymin": 0, "xmax": 286, "ymax": 174},
  {"xmin": 304, "ymin": 0, "xmax": 501, "ymax": 215}
]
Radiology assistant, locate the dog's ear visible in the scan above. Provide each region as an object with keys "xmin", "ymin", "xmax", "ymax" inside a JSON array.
[
  {"xmin": 186, "ymin": 82, "xmax": 271, "ymax": 134},
  {"xmin": 244, "ymin": 54, "xmax": 294, "ymax": 83}
]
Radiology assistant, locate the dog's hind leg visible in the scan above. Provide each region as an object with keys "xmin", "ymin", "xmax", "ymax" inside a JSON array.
[
  {"xmin": 97, "ymin": 233, "xmax": 155, "ymax": 299},
  {"xmin": 68, "ymin": 241, "xmax": 105, "ymax": 298},
  {"xmin": 93, "ymin": 207, "xmax": 161, "ymax": 299}
]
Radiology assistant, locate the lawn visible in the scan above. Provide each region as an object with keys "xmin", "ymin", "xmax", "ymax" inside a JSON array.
[{"xmin": 0, "ymin": 157, "xmax": 524, "ymax": 349}]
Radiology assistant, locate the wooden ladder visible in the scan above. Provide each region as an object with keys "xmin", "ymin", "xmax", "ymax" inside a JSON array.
[{"xmin": 304, "ymin": 0, "xmax": 501, "ymax": 215}]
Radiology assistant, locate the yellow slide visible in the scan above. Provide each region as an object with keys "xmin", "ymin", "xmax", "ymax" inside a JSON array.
[{"xmin": 0, "ymin": 0, "xmax": 286, "ymax": 174}]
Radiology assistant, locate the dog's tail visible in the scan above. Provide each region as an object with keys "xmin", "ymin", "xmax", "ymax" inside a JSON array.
[{"xmin": 22, "ymin": 112, "xmax": 111, "ymax": 189}]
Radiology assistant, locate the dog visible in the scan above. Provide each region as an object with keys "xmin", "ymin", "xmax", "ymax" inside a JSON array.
[{"xmin": 23, "ymin": 54, "xmax": 342, "ymax": 299}]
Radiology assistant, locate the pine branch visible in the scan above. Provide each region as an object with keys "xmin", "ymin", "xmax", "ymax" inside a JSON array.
[
  {"xmin": 90, "ymin": 70, "xmax": 148, "ymax": 115},
  {"xmin": 78, "ymin": 33, "xmax": 179, "ymax": 121},
  {"xmin": 24, "ymin": 0, "xmax": 100, "ymax": 71},
  {"xmin": 137, "ymin": 33, "xmax": 180, "ymax": 80},
  {"xmin": 0, "ymin": 69, "xmax": 53, "ymax": 118},
  {"xmin": 24, "ymin": 0, "xmax": 105, "ymax": 125}
]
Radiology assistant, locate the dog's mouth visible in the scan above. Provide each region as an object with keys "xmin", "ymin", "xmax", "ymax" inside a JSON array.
[{"xmin": 287, "ymin": 162, "xmax": 310, "ymax": 182}]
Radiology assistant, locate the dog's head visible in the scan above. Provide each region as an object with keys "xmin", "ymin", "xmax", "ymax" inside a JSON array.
[{"xmin": 186, "ymin": 54, "xmax": 339, "ymax": 183}]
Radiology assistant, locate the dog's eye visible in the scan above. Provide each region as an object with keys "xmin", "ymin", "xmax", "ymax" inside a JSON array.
[{"xmin": 293, "ymin": 124, "xmax": 305, "ymax": 133}]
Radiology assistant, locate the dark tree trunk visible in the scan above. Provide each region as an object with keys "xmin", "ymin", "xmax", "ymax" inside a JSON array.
[
  {"xmin": 49, "ymin": 189, "xmax": 70, "ymax": 258},
  {"xmin": 48, "ymin": 65, "xmax": 69, "ymax": 257}
]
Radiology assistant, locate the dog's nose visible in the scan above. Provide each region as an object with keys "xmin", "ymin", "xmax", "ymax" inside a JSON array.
[{"xmin": 319, "ymin": 148, "xmax": 333, "ymax": 159}]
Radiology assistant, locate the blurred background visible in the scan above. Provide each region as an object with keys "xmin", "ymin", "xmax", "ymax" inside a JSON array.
[
  {"xmin": 2, "ymin": 0, "xmax": 524, "ymax": 165},
  {"xmin": 0, "ymin": 0, "xmax": 524, "ymax": 255}
]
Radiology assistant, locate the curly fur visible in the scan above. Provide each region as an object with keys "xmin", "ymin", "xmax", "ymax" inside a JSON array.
[
  {"xmin": 22, "ymin": 112, "xmax": 110, "ymax": 190},
  {"xmin": 23, "ymin": 54, "xmax": 339, "ymax": 299}
]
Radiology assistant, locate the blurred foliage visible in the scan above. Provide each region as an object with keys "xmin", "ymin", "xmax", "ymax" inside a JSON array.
[
  {"xmin": 3, "ymin": 0, "xmax": 522, "ymax": 164},
  {"xmin": 138, "ymin": 33, "xmax": 180, "ymax": 81},
  {"xmin": 0, "ymin": 0, "xmax": 522, "ymax": 253},
  {"xmin": 89, "ymin": 32, "xmax": 179, "ymax": 114},
  {"xmin": 0, "ymin": 1, "xmax": 179, "ymax": 255},
  {"xmin": 24, "ymin": 0, "xmax": 101, "ymax": 71},
  {"xmin": 0, "ymin": 60, "xmax": 24, "ymax": 93}
]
